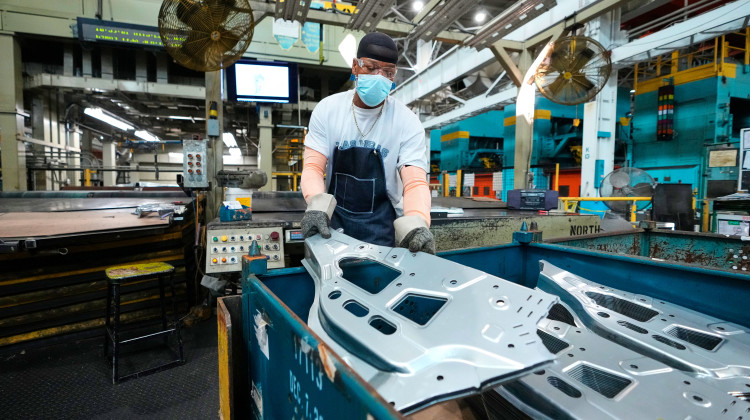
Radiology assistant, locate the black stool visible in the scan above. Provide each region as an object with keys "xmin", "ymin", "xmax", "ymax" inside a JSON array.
[{"xmin": 104, "ymin": 262, "xmax": 184, "ymax": 383}]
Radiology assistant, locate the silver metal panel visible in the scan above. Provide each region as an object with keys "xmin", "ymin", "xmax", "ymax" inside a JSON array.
[
  {"xmin": 497, "ymin": 301, "xmax": 750, "ymax": 419},
  {"xmin": 302, "ymin": 230, "xmax": 559, "ymax": 413},
  {"xmin": 537, "ymin": 261, "xmax": 750, "ymax": 379}
]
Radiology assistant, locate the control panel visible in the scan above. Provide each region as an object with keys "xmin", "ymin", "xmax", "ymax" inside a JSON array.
[
  {"xmin": 206, "ymin": 225, "xmax": 284, "ymax": 273},
  {"xmin": 285, "ymin": 228, "xmax": 305, "ymax": 243},
  {"xmin": 183, "ymin": 140, "xmax": 209, "ymax": 189}
]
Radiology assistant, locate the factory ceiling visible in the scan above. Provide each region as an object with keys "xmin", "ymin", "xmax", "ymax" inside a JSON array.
[{"xmin": 7, "ymin": 0, "xmax": 748, "ymax": 151}]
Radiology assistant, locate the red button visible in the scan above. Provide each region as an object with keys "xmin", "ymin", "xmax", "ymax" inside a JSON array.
[{"xmin": 270, "ymin": 231, "xmax": 280, "ymax": 241}]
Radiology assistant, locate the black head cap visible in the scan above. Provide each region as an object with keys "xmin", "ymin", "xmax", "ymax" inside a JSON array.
[{"xmin": 356, "ymin": 32, "xmax": 398, "ymax": 64}]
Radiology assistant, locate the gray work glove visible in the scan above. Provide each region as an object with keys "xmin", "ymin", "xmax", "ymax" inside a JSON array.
[
  {"xmin": 301, "ymin": 193, "xmax": 336, "ymax": 239},
  {"xmin": 394, "ymin": 215, "xmax": 435, "ymax": 254}
]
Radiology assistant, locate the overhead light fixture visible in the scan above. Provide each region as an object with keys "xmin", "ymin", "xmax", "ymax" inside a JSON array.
[
  {"xmin": 464, "ymin": 0, "xmax": 555, "ymax": 49},
  {"xmin": 229, "ymin": 147, "xmax": 242, "ymax": 156},
  {"xmin": 346, "ymin": 0, "xmax": 397, "ymax": 32},
  {"xmin": 274, "ymin": 0, "xmax": 313, "ymax": 24},
  {"xmin": 474, "ymin": 10, "xmax": 487, "ymax": 23},
  {"xmin": 338, "ymin": 33, "xmax": 357, "ymax": 67},
  {"xmin": 413, "ymin": 1, "xmax": 424, "ymax": 12},
  {"xmin": 223, "ymin": 132, "xmax": 238, "ymax": 148},
  {"xmin": 135, "ymin": 130, "xmax": 159, "ymax": 142},
  {"xmin": 408, "ymin": 0, "xmax": 482, "ymax": 42},
  {"xmin": 168, "ymin": 115, "xmax": 206, "ymax": 121},
  {"xmin": 84, "ymin": 107, "xmax": 134, "ymax": 131}
]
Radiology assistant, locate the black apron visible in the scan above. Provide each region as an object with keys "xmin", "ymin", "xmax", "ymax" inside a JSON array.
[{"xmin": 328, "ymin": 146, "xmax": 396, "ymax": 246}]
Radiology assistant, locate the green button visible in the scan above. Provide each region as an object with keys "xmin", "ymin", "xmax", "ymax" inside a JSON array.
[{"xmin": 213, "ymin": 237, "xmax": 218, "ymax": 242}]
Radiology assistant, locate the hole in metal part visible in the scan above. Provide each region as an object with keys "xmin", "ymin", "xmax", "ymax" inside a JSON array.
[
  {"xmin": 669, "ymin": 314, "xmax": 675, "ymax": 317},
  {"xmin": 569, "ymin": 364, "xmax": 632, "ymax": 398},
  {"xmin": 534, "ymin": 370, "xmax": 545, "ymax": 375},
  {"xmin": 579, "ymin": 347, "xmax": 586, "ymax": 351},
  {"xmin": 369, "ymin": 316, "xmax": 396, "ymax": 335},
  {"xmin": 493, "ymin": 285, "xmax": 499, "ymax": 289},
  {"xmin": 508, "ymin": 344, "xmax": 515, "ymax": 348},
  {"xmin": 496, "ymin": 300, "xmax": 506, "ymax": 306},
  {"xmin": 693, "ymin": 395, "xmax": 703, "ymax": 402},
  {"xmin": 585, "ymin": 291, "xmax": 659, "ymax": 322},
  {"xmin": 547, "ymin": 376, "xmax": 582, "ymax": 398},
  {"xmin": 358, "ymin": 245, "xmax": 365, "ymax": 249},
  {"xmin": 437, "ymin": 375, "xmax": 444, "ymax": 381},
  {"xmin": 568, "ymin": 353, "xmax": 574, "ymax": 357},
  {"xmin": 717, "ymin": 326, "xmax": 725, "ymax": 331},
  {"xmin": 409, "ymin": 273, "xmax": 415, "ymax": 276},
  {"xmin": 343, "ymin": 300, "xmax": 369, "ymax": 318},
  {"xmin": 450, "ymin": 280, "xmax": 457, "ymax": 285},
  {"xmin": 617, "ymin": 320, "xmax": 648, "ymax": 334},
  {"xmin": 547, "ymin": 303, "xmax": 577, "ymax": 327},
  {"xmin": 392, "ymin": 294, "xmax": 448, "ymax": 326},
  {"xmin": 537, "ymin": 330, "xmax": 569, "ymax": 354},
  {"xmin": 392, "ymin": 255, "xmax": 397, "ymax": 259},
  {"xmin": 684, "ymin": 381, "xmax": 691, "ymax": 385},
  {"xmin": 340, "ymin": 258, "xmax": 401, "ymax": 294},
  {"xmin": 553, "ymin": 326, "xmax": 560, "ymax": 330},
  {"xmin": 640, "ymin": 298, "xmax": 646, "ymax": 302},
  {"xmin": 630, "ymin": 364, "xmax": 638, "ymax": 369},
  {"xmin": 665, "ymin": 326, "xmax": 723, "ymax": 351},
  {"xmin": 396, "ymin": 283, "xmax": 402, "ymax": 287},
  {"xmin": 652, "ymin": 334, "xmax": 687, "ymax": 350},
  {"xmin": 597, "ymin": 312, "xmax": 610, "ymax": 318},
  {"xmin": 328, "ymin": 291, "xmax": 341, "ymax": 300}
]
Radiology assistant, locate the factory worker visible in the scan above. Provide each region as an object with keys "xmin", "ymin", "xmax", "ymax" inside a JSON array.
[{"xmin": 300, "ymin": 32, "xmax": 435, "ymax": 254}]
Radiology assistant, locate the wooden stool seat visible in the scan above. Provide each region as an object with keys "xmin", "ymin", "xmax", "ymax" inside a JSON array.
[{"xmin": 103, "ymin": 262, "xmax": 184, "ymax": 383}]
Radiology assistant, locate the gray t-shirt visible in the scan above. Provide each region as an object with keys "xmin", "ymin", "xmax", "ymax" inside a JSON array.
[{"xmin": 304, "ymin": 89, "xmax": 428, "ymax": 216}]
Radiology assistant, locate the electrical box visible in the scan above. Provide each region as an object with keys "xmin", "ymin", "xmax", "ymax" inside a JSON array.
[
  {"xmin": 183, "ymin": 140, "xmax": 209, "ymax": 189},
  {"xmin": 506, "ymin": 189, "xmax": 559, "ymax": 210},
  {"xmin": 206, "ymin": 221, "xmax": 285, "ymax": 273}
]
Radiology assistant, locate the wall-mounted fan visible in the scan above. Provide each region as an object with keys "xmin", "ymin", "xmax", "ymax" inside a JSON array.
[
  {"xmin": 535, "ymin": 36, "xmax": 612, "ymax": 105},
  {"xmin": 599, "ymin": 167, "xmax": 656, "ymax": 214},
  {"xmin": 158, "ymin": 0, "xmax": 255, "ymax": 72}
]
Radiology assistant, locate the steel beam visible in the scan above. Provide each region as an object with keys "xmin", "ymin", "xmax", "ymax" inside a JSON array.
[
  {"xmin": 0, "ymin": 34, "xmax": 26, "ymax": 191},
  {"xmin": 392, "ymin": 46, "xmax": 495, "ymax": 106},
  {"xmin": 421, "ymin": 86, "xmax": 518, "ymax": 129},
  {"xmin": 26, "ymin": 74, "xmax": 206, "ymax": 100},
  {"xmin": 610, "ymin": 0, "xmax": 750, "ymax": 66}
]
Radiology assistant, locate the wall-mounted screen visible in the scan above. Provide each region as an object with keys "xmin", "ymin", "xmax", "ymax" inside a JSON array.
[{"xmin": 226, "ymin": 59, "xmax": 298, "ymax": 104}]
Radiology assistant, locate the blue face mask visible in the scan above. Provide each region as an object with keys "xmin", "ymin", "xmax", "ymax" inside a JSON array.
[{"xmin": 355, "ymin": 74, "xmax": 396, "ymax": 107}]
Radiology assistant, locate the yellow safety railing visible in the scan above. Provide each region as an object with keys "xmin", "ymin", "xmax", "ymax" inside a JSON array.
[{"xmin": 559, "ymin": 197, "xmax": 652, "ymax": 222}]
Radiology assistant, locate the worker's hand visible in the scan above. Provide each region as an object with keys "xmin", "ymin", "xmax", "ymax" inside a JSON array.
[
  {"xmin": 301, "ymin": 193, "xmax": 336, "ymax": 239},
  {"xmin": 394, "ymin": 215, "xmax": 435, "ymax": 254}
]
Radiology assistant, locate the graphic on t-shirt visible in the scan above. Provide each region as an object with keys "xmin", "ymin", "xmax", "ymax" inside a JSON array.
[{"xmin": 336, "ymin": 139, "xmax": 390, "ymax": 158}]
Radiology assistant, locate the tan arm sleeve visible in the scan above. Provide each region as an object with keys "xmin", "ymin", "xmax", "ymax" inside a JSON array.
[
  {"xmin": 301, "ymin": 147, "xmax": 328, "ymax": 203},
  {"xmin": 400, "ymin": 165, "xmax": 431, "ymax": 226}
]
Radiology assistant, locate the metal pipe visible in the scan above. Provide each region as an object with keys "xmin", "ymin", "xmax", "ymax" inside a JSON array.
[
  {"xmin": 554, "ymin": 164, "xmax": 559, "ymax": 191},
  {"xmin": 27, "ymin": 166, "xmax": 182, "ymax": 172},
  {"xmin": 628, "ymin": 0, "xmax": 720, "ymax": 38}
]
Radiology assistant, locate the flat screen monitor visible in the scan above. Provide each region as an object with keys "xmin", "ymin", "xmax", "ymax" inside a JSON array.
[{"xmin": 226, "ymin": 59, "xmax": 298, "ymax": 103}]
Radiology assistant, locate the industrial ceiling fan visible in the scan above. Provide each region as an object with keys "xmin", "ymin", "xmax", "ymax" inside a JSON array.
[
  {"xmin": 158, "ymin": 0, "xmax": 255, "ymax": 72},
  {"xmin": 535, "ymin": 36, "xmax": 612, "ymax": 105},
  {"xmin": 599, "ymin": 167, "xmax": 656, "ymax": 215}
]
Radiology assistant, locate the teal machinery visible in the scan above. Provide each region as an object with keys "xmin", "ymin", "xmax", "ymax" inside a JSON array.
[
  {"xmin": 628, "ymin": 35, "xmax": 750, "ymax": 204},
  {"xmin": 434, "ymin": 96, "xmax": 631, "ymax": 200}
]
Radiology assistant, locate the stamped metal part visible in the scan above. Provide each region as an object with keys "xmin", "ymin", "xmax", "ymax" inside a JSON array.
[
  {"xmin": 301, "ymin": 231, "xmax": 559, "ymax": 413},
  {"xmin": 537, "ymin": 260, "xmax": 750, "ymax": 379},
  {"xmin": 496, "ymin": 302, "xmax": 750, "ymax": 420}
]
